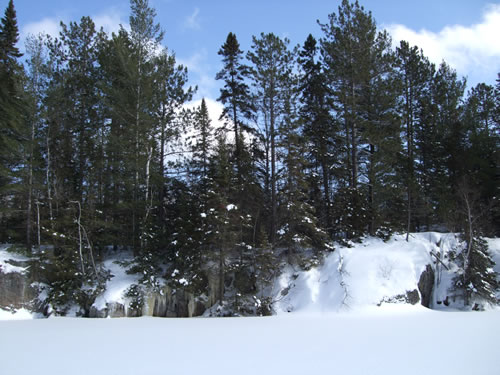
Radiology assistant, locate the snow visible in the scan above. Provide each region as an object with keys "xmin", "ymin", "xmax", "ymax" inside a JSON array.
[
  {"xmin": 1, "ymin": 234, "xmax": 500, "ymax": 373},
  {"xmin": 1, "ymin": 309, "xmax": 499, "ymax": 375},
  {"xmin": 0, "ymin": 308, "xmax": 39, "ymax": 320},
  {"xmin": 92, "ymin": 255, "xmax": 141, "ymax": 310},
  {"xmin": 0, "ymin": 245, "xmax": 29, "ymax": 274},
  {"xmin": 274, "ymin": 233, "xmax": 465, "ymax": 313}
]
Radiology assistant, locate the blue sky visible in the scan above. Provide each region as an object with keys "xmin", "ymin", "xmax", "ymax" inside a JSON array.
[{"xmin": 5, "ymin": 0, "xmax": 500, "ymax": 109}]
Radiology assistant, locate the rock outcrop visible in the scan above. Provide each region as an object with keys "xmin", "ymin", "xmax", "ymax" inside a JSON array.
[
  {"xmin": 418, "ymin": 264, "xmax": 435, "ymax": 308},
  {"xmin": 0, "ymin": 260, "xmax": 37, "ymax": 311}
]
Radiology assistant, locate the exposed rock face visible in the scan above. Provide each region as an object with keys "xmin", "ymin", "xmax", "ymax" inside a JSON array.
[
  {"xmin": 0, "ymin": 263, "xmax": 37, "ymax": 310},
  {"xmin": 89, "ymin": 286, "xmax": 211, "ymax": 318},
  {"xmin": 406, "ymin": 289, "xmax": 420, "ymax": 305},
  {"xmin": 89, "ymin": 302, "xmax": 127, "ymax": 318},
  {"xmin": 418, "ymin": 264, "xmax": 435, "ymax": 308},
  {"xmin": 378, "ymin": 289, "xmax": 420, "ymax": 305}
]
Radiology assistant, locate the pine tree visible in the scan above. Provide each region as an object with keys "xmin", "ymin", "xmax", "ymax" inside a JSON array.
[
  {"xmin": 0, "ymin": 0, "xmax": 21, "ymax": 63},
  {"xmin": 0, "ymin": 0, "xmax": 25, "ymax": 243},
  {"xmin": 453, "ymin": 180, "xmax": 498, "ymax": 307},
  {"xmin": 190, "ymin": 98, "xmax": 213, "ymax": 179},
  {"xmin": 205, "ymin": 135, "xmax": 240, "ymax": 305},
  {"xmin": 278, "ymin": 69, "xmax": 329, "ymax": 254},
  {"xmin": 298, "ymin": 34, "xmax": 336, "ymax": 234},
  {"xmin": 426, "ymin": 62, "xmax": 466, "ymax": 226},
  {"xmin": 359, "ymin": 31, "xmax": 402, "ymax": 235},
  {"xmin": 129, "ymin": 0, "xmax": 164, "ymax": 254},
  {"xmin": 396, "ymin": 41, "xmax": 435, "ymax": 237},
  {"xmin": 216, "ymin": 32, "xmax": 254, "ymax": 180},
  {"xmin": 247, "ymin": 32, "xmax": 293, "ymax": 246},
  {"xmin": 151, "ymin": 50, "xmax": 193, "ymax": 248},
  {"xmin": 320, "ymin": 0, "xmax": 398, "ymax": 238},
  {"xmin": 461, "ymin": 83, "xmax": 499, "ymax": 235}
]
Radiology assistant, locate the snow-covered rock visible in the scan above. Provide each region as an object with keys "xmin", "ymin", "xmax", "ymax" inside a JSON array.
[
  {"xmin": 0, "ymin": 246, "xmax": 37, "ymax": 312},
  {"xmin": 273, "ymin": 233, "xmax": 477, "ymax": 313}
]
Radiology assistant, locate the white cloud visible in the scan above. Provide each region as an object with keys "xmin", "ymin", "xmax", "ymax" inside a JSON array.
[
  {"xmin": 385, "ymin": 4, "xmax": 500, "ymax": 86},
  {"xmin": 184, "ymin": 7, "xmax": 201, "ymax": 31},
  {"xmin": 21, "ymin": 9, "xmax": 127, "ymax": 42},
  {"xmin": 93, "ymin": 10, "xmax": 127, "ymax": 35},
  {"xmin": 177, "ymin": 49, "xmax": 219, "ymax": 100},
  {"xmin": 21, "ymin": 17, "xmax": 61, "ymax": 40},
  {"xmin": 185, "ymin": 98, "xmax": 225, "ymax": 131}
]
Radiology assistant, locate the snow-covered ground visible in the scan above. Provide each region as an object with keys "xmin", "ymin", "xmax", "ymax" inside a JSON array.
[{"xmin": 1, "ymin": 306, "xmax": 499, "ymax": 375}]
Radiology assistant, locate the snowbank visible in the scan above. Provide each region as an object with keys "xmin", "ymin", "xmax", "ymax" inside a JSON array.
[{"xmin": 274, "ymin": 232, "xmax": 475, "ymax": 313}]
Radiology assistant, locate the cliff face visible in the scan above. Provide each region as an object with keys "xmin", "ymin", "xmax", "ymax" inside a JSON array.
[{"xmin": 0, "ymin": 256, "xmax": 37, "ymax": 311}]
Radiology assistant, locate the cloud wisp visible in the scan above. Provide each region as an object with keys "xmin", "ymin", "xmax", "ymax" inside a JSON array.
[
  {"xmin": 184, "ymin": 7, "xmax": 201, "ymax": 31},
  {"xmin": 385, "ymin": 4, "xmax": 500, "ymax": 86}
]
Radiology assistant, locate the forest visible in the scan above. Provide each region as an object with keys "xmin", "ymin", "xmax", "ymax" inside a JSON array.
[{"xmin": 0, "ymin": 0, "xmax": 498, "ymax": 314}]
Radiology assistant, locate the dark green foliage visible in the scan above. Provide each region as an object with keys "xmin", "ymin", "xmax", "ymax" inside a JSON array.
[
  {"xmin": 0, "ymin": 0, "xmax": 25, "ymax": 242},
  {"xmin": 453, "ymin": 237, "xmax": 498, "ymax": 307},
  {"xmin": 332, "ymin": 187, "xmax": 369, "ymax": 242},
  {"xmin": 216, "ymin": 32, "xmax": 254, "ymax": 178},
  {"xmin": 298, "ymin": 34, "xmax": 336, "ymax": 234}
]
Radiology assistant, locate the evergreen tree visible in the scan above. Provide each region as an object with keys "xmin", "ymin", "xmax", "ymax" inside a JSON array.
[
  {"xmin": 298, "ymin": 34, "xmax": 336, "ymax": 234},
  {"xmin": 278, "ymin": 69, "xmax": 329, "ymax": 253},
  {"xmin": 0, "ymin": 0, "xmax": 21, "ymax": 63},
  {"xmin": 396, "ymin": 41, "xmax": 435, "ymax": 237},
  {"xmin": 216, "ymin": 32, "xmax": 254, "ymax": 180},
  {"xmin": 0, "ymin": 0, "xmax": 25, "ymax": 243},
  {"xmin": 151, "ymin": 50, "xmax": 193, "ymax": 248},
  {"xmin": 247, "ymin": 32, "xmax": 293, "ymax": 246},
  {"xmin": 320, "ymin": 0, "xmax": 399, "ymax": 238},
  {"xmin": 453, "ymin": 180, "xmax": 498, "ymax": 307},
  {"xmin": 426, "ymin": 62, "xmax": 466, "ymax": 226},
  {"xmin": 461, "ymin": 83, "xmax": 499, "ymax": 236},
  {"xmin": 190, "ymin": 98, "xmax": 213, "ymax": 179},
  {"xmin": 128, "ymin": 0, "xmax": 164, "ymax": 254}
]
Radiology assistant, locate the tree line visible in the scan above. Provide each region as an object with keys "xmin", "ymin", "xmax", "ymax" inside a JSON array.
[{"xmin": 0, "ymin": 0, "xmax": 498, "ymax": 310}]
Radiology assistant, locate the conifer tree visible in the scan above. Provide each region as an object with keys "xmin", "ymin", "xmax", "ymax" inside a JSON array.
[
  {"xmin": 298, "ymin": 34, "xmax": 335, "ymax": 234},
  {"xmin": 396, "ymin": 41, "xmax": 436, "ymax": 237},
  {"xmin": 216, "ymin": 32, "xmax": 254, "ymax": 180},
  {"xmin": 0, "ymin": 0, "xmax": 25, "ymax": 243},
  {"xmin": 425, "ymin": 62, "xmax": 466, "ymax": 225},
  {"xmin": 453, "ymin": 180, "xmax": 498, "ymax": 307},
  {"xmin": 278, "ymin": 69, "xmax": 329, "ymax": 253},
  {"xmin": 151, "ymin": 50, "xmax": 193, "ymax": 247},
  {"xmin": 128, "ymin": 0, "xmax": 164, "ymax": 253},
  {"xmin": 247, "ymin": 32, "xmax": 293, "ymax": 246},
  {"xmin": 190, "ymin": 98, "xmax": 213, "ymax": 179},
  {"xmin": 320, "ymin": 0, "xmax": 398, "ymax": 237}
]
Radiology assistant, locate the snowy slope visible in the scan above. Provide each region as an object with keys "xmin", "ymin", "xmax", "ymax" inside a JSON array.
[{"xmin": 274, "ymin": 232, "xmax": 495, "ymax": 313}]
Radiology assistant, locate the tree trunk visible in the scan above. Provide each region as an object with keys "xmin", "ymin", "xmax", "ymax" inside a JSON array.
[
  {"xmin": 26, "ymin": 119, "xmax": 35, "ymax": 250},
  {"xmin": 270, "ymin": 92, "xmax": 276, "ymax": 247},
  {"xmin": 368, "ymin": 143, "xmax": 375, "ymax": 235}
]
